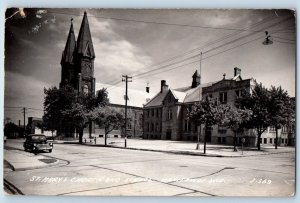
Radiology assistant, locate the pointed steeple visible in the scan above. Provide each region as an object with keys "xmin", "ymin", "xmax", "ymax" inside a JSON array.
[
  {"xmin": 76, "ymin": 11, "xmax": 95, "ymax": 58},
  {"xmin": 61, "ymin": 19, "xmax": 76, "ymax": 64},
  {"xmin": 191, "ymin": 70, "xmax": 200, "ymax": 88}
]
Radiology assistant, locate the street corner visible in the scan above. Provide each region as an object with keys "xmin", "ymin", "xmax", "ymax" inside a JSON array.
[{"xmin": 4, "ymin": 149, "xmax": 59, "ymax": 171}]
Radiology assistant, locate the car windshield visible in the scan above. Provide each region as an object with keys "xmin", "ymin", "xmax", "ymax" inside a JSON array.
[{"xmin": 31, "ymin": 135, "xmax": 46, "ymax": 141}]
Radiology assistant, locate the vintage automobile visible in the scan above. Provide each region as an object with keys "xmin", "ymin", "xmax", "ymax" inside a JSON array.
[{"xmin": 23, "ymin": 134, "xmax": 53, "ymax": 154}]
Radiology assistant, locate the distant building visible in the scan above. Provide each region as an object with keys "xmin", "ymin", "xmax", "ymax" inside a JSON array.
[
  {"xmin": 94, "ymin": 85, "xmax": 154, "ymax": 138},
  {"xmin": 27, "ymin": 117, "xmax": 55, "ymax": 137},
  {"xmin": 143, "ymin": 67, "xmax": 294, "ymax": 147}
]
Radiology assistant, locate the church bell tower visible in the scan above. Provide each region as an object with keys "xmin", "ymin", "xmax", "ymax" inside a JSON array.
[{"xmin": 60, "ymin": 11, "xmax": 96, "ymax": 95}]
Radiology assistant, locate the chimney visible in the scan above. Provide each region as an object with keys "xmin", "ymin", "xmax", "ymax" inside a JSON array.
[
  {"xmin": 161, "ymin": 80, "xmax": 168, "ymax": 93},
  {"xmin": 234, "ymin": 67, "xmax": 241, "ymax": 77}
]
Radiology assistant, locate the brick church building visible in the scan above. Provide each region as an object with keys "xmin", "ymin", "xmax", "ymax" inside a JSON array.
[
  {"xmin": 60, "ymin": 11, "xmax": 96, "ymax": 95},
  {"xmin": 59, "ymin": 11, "xmax": 151, "ymax": 139}
]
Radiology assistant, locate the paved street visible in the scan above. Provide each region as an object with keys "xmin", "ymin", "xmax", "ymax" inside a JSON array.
[{"xmin": 4, "ymin": 139, "xmax": 295, "ymax": 196}]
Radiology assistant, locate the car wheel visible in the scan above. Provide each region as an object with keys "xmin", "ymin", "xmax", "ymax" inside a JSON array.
[{"xmin": 49, "ymin": 149, "xmax": 52, "ymax": 153}]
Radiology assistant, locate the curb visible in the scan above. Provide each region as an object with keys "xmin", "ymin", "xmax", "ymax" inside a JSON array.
[
  {"xmin": 58, "ymin": 142, "xmax": 267, "ymax": 158},
  {"xmin": 57, "ymin": 142, "xmax": 294, "ymax": 158},
  {"xmin": 4, "ymin": 155, "xmax": 60, "ymax": 172}
]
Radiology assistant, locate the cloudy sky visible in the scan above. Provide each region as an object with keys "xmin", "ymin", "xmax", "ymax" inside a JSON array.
[{"xmin": 4, "ymin": 8, "xmax": 295, "ymax": 124}]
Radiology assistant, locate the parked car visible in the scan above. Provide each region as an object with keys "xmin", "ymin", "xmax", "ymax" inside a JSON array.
[{"xmin": 23, "ymin": 134, "xmax": 53, "ymax": 154}]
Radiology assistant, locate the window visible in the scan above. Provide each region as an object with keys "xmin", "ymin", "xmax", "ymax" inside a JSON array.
[
  {"xmin": 156, "ymin": 123, "xmax": 159, "ymax": 132},
  {"xmin": 156, "ymin": 109, "xmax": 159, "ymax": 117},
  {"xmin": 270, "ymin": 138, "xmax": 273, "ymax": 144},
  {"xmin": 146, "ymin": 123, "xmax": 149, "ymax": 132},
  {"xmin": 218, "ymin": 137, "xmax": 221, "ymax": 143},
  {"xmin": 260, "ymin": 138, "xmax": 262, "ymax": 144},
  {"xmin": 147, "ymin": 109, "xmax": 150, "ymax": 117},
  {"xmin": 194, "ymin": 124, "xmax": 198, "ymax": 132},
  {"xmin": 83, "ymin": 84, "xmax": 89, "ymax": 94},
  {"xmin": 219, "ymin": 92, "xmax": 227, "ymax": 104},
  {"xmin": 281, "ymin": 138, "xmax": 284, "ymax": 144},
  {"xmin": 286, "ymin": 139, "xmax": 288, "ymax": 144},
  {"xmin": 222, "ymin": 137, "xmax": 226, "ymax": 143},
  {"xmin": 151, "ymin": 109, "xmax": 154, "ymax": 117},
  {"xmin": 218, "ymin": 125, "xmax": 227, "ymax": 134},
  {"xmin": 235, "ymin": 90, "xmax": 242, "ymax": 98},
  {"xmin": 167, "ymin": 109, "xmax": 173, "ymax": 120},
  {"xmin": 282, "ymin": 126, "xmax": 287, "ymax": 133},
  {"xmin": 127, "ymin": 119, "xmax": 132, "ymax": 130},
  {"xmin": 264, "ymin": 138, "xmax": 267, "ymax": 144},
  {"xmin": 269, "ymin": 126, "xmax": 275, "ymax": 132},
  {"xmin": 151, "ymin": 123, "xmax": 154, "ymax": 132},
  {"xmin": 184, "ymin": 120, "xmax": 191, "ymax": 132}
]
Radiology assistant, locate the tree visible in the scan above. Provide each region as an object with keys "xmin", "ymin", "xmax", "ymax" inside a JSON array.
[
  {"xmin": 43, "ymin": 85, "xmax": 109, "ymax": 143},
  {"xmin": 4, "ymin": 122, "xmax": 20, "ymax": 138},
  {"xmin": 222, "ymin": 105, "xmax": 252, "ymax": 151},
  {"xmin": 268, "ymin": 86, "xmax": 290, "ymax": 149},
  {"xmin": 43, "ymin": 85, "xmax": 77, "ymax": 135},
  {"xmin": 286, "ymin": 97, "xmax": 295, "ymax": 146},
  {"xmin": 238, "ymin": 81, "xmax": 270, "ymax": 151},
  {"xmin": 188, "ymin": 99, "xmax": 221, "ymax": 154},
  {"xmin": 91, "ymin": 106, "xmax": 124, "ymax": 146}
]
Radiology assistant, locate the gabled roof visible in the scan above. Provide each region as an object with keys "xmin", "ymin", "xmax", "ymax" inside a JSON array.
[
  {"xmin": 76, "ymin": 11, "xmax": 95, "ymax": 58},
  {"xmin": 169, "ymin": 89, "xmax": 187, "ymax": 103},
  {"xmin": 61, "ymin": 21, "xmax": 76, "ymax": 64},
  {"xmin": 144, "ymin": 91, "xmax": 168, "ymax": 107},
  {"xmin": 144, "ymin": 81, "xmax": 218, "ymax": 107},
  {"xmin": 183, "ymin": 82, "xmax": 215, "ymax": 103}
]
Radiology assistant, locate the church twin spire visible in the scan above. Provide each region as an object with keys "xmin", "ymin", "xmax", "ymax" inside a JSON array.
[
  {"xmin": 61, "ymin": 18, "xmax": 76, "ymax": 65},
  {"xmin": 61, "ymin": 11, "xmax": 95, "ymax": 65}
]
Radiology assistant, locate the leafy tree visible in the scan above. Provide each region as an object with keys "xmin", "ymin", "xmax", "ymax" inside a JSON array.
[
  {"xmin": 4, "ymin": 122, "xmax": 20, "ymax": 138},
  {"xmin": 43, "ymin": 85, "xmax": 109, "ymax": 143},
  {"xmin": 238, "ymin": 81, "xmax": 270, "ymax": 150},
  {"xmin": 188, "ymin": 99, "xmax": 221, "ymax": 154},
  {"xmin": 222, "ymin": 105, "xmax": 252, "ymax": 151},
  {"xmin": 268, "ymin": 86, "xmax": 290, "ymax": 149},
  {"xmin": 286, "ymin": 97, "xmax": 295, "ymax": 146},
  {"xmin": 43, "ymin": 85, "xmax": 77, "ymax": 136},
  {"xmin": 91, "ymin": 106, "xmax": 124, "ymax": 146}
]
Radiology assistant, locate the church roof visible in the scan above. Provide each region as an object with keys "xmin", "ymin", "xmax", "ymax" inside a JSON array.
[
  {"xmin": 76, "ymin": 11, "xmax": 95, "ymax": 58},
  {"xmin": 96, "ymin": 83, "xmax": 154, "ymax": 108},
  {"xmin": 61, "ymin": 21, "xmax": 76, "ymax": 64}
]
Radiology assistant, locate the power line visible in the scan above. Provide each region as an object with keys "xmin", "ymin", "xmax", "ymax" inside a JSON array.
[
  {"xmin": 273, "ymin": 39, "xmax": 296, "ymax": 45},
  {"xmin": 131, "ymin": 16, "xmax": 293, "ymax": 80},
  {"xmin": 273, "ymin": 36, "xmax": 295, "ymax": 42},
  {"xmin": 47, "ymin": 10, "xmax": 294, "ymax": 33},
  {"xmin": 104, "ymin": 14, "xmax": 279, "ymax": 85}
]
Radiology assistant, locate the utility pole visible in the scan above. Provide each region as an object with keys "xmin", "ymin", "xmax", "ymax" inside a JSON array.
[
  {"xmin": 196, "ymin": 52, "xmax": 202, "ymax": 150},
  {"xmin": 22, "ymin": 107, "xmax": 26, "ymax": 137},
  {"xmin": 122, "ymin": 75, "xmax": 132, "ymax": 148}
]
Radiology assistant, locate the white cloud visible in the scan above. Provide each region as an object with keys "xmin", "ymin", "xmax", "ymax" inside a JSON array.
[{"xmin": 87, "ymin": 17, "xmax": 153, "ymax": 85}]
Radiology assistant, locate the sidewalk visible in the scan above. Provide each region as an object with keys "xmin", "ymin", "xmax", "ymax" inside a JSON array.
[
  {"xmin": 58, "ymin": 138, "xmax": 295, "ymax": 157},
  {"xmin": 4, "ymin": 149, "xmax": 59, "ymax": 171}
]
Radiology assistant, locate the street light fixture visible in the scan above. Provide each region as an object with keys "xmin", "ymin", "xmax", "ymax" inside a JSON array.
[{"xmin": 262, "ymin": 31, "xmax": 273, "ymax": 45}]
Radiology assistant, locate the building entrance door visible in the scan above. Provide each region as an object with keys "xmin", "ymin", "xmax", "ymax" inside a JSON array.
[{"xmin": 166, "ymin": 129, "xmax": 172, "ymax": 140}]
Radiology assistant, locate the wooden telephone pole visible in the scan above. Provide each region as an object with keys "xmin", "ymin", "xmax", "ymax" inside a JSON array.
[{"xmin": 122, "ymin": 75, "xmax": 132, "ymax": 148}]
